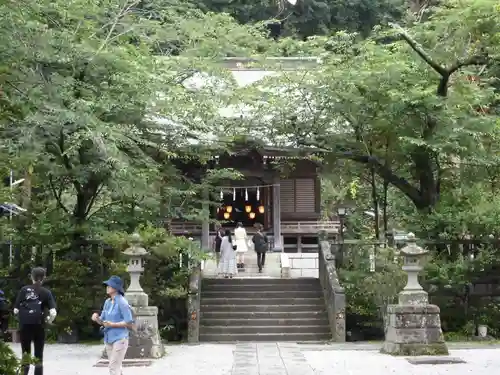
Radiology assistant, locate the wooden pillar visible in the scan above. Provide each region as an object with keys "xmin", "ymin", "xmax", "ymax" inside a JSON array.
[
  {"xmin": 272, "ymin": 177, "xmax": 283, "ymax": 252},
  {"xmin": 201, "ymin": 189, "xmax": 210, "ymax": 251}
]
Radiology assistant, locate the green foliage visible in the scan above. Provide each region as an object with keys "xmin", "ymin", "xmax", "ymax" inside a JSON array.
[
  {"xmin": 0, "ymin": 342, "xmax": 35, "ymax": 375},
  {"xmin": 0, "ymin": 342, "xmax": 19, "ymax": 375},
  {"xmin": 252, "ymin": 0, "xmax": 500, "ymax": 241},
  {"xmin": 46, "ymin": 255, "xmax": 126, "ymax": 338},
  {"xmin": 194, "ymin": 0, "xmax": 406, "ymax": 39},
  {"xmin": 339, "ymin": 245, "xmax": 405, "ymax": 330},
  {"xmin": 421, "ymin": 245, "xmax": 500, "ymax": 336}
]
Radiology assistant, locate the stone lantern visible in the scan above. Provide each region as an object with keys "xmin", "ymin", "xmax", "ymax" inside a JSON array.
[
  {"xmin": 381, "ymin": 233, "xmax": 448, "ymax": 356},
  {"xmin": 97, "ymin": 234, "xmax": 163, "ymax": 367},
  {"xmin": 398, "ymin": 233, "xmax": 429, "ymax": 305},
  {"xmin": 123, "ymin": 233, "xmax": 149, "ymax": 307},
  {"xmin": 120, "ymin": 234, "xmax": 163, "ymax": 361}
]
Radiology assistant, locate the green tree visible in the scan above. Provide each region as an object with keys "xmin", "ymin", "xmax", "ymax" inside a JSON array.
[{"xmin": 255, "ymin": 0, "xmax": 499, "ymax": 216}]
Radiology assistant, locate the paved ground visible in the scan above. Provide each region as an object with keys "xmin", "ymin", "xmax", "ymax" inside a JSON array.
[{"xmin": 8, "ymin": 342, "xmax": 500, "ymax": 375}]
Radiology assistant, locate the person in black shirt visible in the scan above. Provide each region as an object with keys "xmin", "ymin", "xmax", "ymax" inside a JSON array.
[
  {"xmin": 0, "ymin": 289, "xmax": 9, "ymax": 341},
  {"xmin": 252, "ymin": 223, "xmax": 268, "ymax": 273},
  {"xmin": 14, "ymin": 267, "xmax": 57, "ymax": 375},
  {"xmin": 213, "ymin": 224, "xmax": 224, "ymax": 267}
]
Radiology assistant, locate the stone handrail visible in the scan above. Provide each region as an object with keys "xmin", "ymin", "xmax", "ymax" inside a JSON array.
[
  {"xmin": 318, "ymin": 237, "xmax": 346, "ymax": 342},
  {"xmin": 187, "ymin": 261, "xmax": 202, "ymax": 344},
  {"xmin": 280, "ymin": 252, "xmax": 290, "ymax": 278}
]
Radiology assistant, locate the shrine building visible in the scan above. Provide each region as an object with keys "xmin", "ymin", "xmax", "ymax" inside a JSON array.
[{"xmin": 165, "ymin": 58, "xmax": 340, "ymax": 252}]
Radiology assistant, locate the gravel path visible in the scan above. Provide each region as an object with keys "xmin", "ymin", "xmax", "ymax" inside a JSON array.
[
  {"xmin": 304, "ymin": 348, "xmax": 500, "ymax": 375},
  {"xmin": 7, "ymin": 342, "xmax": 500, "ymax": 375}
]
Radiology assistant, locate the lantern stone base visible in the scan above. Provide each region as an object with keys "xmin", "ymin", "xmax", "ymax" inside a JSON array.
[
  {"xmin": 99, "ymin": 305, "xmax": 164, "ymax": 363},
  {"xmin": 398, "ymin": 290, "xmax": 429, "ymax": 305},
  {"xmin": 381, "ymin": 304, "xmax": 449, "ymax": 356},
  {"xmin": 127, "ymin": 290, "xmax": 149, "ymax": 307},
  {"xmin": 127, "ymin": 305, "xmax": 164, "ymax": 359}
]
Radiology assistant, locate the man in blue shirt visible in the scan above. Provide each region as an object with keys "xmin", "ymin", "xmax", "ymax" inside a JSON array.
[{"xmin": 92, "ymin": 276, "xmax": 133, "ymax": 375}]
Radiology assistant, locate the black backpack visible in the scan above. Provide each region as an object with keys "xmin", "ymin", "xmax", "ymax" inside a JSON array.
[{"xmin": 18, "ymin": 287, "xmax": 44, "ymax": 325}]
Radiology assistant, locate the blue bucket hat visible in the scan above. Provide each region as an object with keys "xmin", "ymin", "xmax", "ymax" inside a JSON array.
[{"xmin": 103, "ymin": 276, "xmax": 125, "ymax": 295}]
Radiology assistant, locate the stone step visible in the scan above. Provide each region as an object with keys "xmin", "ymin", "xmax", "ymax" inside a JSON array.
[
  {"xmin": 202, "ymin": 283, "xmax": 321, "ymax": 292},
  {"xmin": 200, "ymin": 311, "xmax": 328, "ymax": 320},
  {"xmin": 200, "ymin": 324, "xmax": 330, "ymax": 335},
  {"xmin": 202, "ymin": 278, "xmax": 319, "ymax": 285},
  {"xmin": 199, "ymin": 332, "xmax": 332, "ymax": 342},
  {"xmin": 201, "ymin": 304, "xmax": 326, "ymax": 313},
  {"xmin": 201, "ymin": 290, "xmax": 323, "ymax": 298},
  {"xmin": 200, "ymin": 297, "xmax": 323, "ymax": 305},
  {"xmin": 201, "ymin": 317, "xmax": 329, "ymax": 326},
  {"xmin": 199, "ymin": 277, "xmax": 330, "ymax": 342}
]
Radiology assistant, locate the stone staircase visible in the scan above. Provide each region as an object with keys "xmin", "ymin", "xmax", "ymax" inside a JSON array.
[{"xmin": 199, "ymin": 278, "xmax": 331, "ymax": 342}]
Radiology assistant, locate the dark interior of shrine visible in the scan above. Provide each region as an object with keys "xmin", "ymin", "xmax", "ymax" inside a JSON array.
[{"xmin": 215, "ymin": 189, "xmax": 265, "ymax": 228}]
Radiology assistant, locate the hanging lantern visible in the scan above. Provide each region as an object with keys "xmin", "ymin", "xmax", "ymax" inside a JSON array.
[
  {"xmin": 233, "ymin": 188, "xmax": 236, "ymax": 201},
  {"xmin": 220, "ymin": 189, "xmax": 223, "ymax": 200},
  {"xmin": 256, "ymin": 187, "xmax": 260, "ymax": 200},
  {"xmin": 245, "ymin": 205, "xmax": 252, "ymax": 213},
  {"xmin": 223, "ymin": 212, "xmax": 230, "ymax": 219},
  {"xmin": 226, "ymin": 206, "xmax": 233, "ymax": 213},
  {"xmin": 245, "ymin": 188, "xmax": 248, "ymax": 201},
  {"xmin": 258, "ymin": 205, "xmax": 265, "ymax": 214},
  {"xmin": 249, "ymin": 212, "xmax": 256, "ymax": 219}
]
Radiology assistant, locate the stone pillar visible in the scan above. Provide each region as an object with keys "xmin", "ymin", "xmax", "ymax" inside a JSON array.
[
  {"xmin": 272, "ymin": 177, "xmax": 282, "ymax": 252},
  {"xmin": 201, "ymin": 189, "xmax": 210, "ymax": 251},
  {"xmin": 381, "ymin": 233, "xmax": 448, "ymax": 356}
]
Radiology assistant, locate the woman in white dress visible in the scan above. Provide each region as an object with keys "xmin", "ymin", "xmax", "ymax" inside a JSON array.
[
  {"xmin": 234, "ymin": 222, "xmax": 249, "ymax": 269},
  {"xmin": 219, "ymin": 229, "xmax": 237, "ymax": 278}
]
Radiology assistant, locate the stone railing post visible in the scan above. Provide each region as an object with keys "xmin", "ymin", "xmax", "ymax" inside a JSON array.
[
  {"xmin": 187, "ymin": 261, "xmax": 202, "ymax": 344},
  {"xmin": 381, "ymin": 233, "xmax": 448, "ymax": 356},
  {"xmin": 318, "ymin": 234, "xmax": 345, "ymax": 342}
]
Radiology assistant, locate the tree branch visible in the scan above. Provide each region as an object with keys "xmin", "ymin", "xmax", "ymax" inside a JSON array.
[
  {"xmin": 48, "ymin": 175, "xmax": 70, "ymax": 214},
  {"xmin": 87, "ymin": 200, "xmax": 122, "ymax": 219},
  {"xmin": 447, "ymin": 55, "xmax": 489, "ymax": 75},
  {"xmin": 390, "ymin": 23, "xmax": 491, "ymax": 97},
  {"xmin": 342, "ymin": 151, "xmax": 425, "ymax": 208},
  {"xmin": 389, "ymin": 22, "xmax": 447, "ymax": 76},
  {"xmin": 85, "ymin": 182, "xmax": 105, "ymax": 216},
  {"xmin": 57, "ymin": 129, "xmax": 83, "ymax": 195},
  {"xmin": 93, "ymin": 0, "xmax": 140, "ymax": 57}
]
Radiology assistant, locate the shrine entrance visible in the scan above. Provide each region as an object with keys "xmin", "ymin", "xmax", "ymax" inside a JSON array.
[{"xmin": 212, "ymin": 180, "xmax": 272, "ymax": 230}]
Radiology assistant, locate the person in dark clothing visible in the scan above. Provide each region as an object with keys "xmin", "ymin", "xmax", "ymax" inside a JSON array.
[
  {"xmin": 0, "ymin": 290, "xmax": 9, "ymax": 341},
  {"xmin": 14, "ymin": 267, "xmax": 57, "ymax": 375},
  {"xmin": 213, "ymin": 224, "xmax": 224, "ymax": 267},
  {"xmin": 252, "ymin": 224, "xmax": 268, "ymax": 273}
]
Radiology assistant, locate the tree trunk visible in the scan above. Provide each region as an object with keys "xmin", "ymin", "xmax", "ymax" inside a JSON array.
[
  {"xmin": 383, "ymin": 180, "xmax": 389, "ymax": 234},
  {"xmin": 370, "ymin": 167, "xmax": 380, "ymax": 239}
]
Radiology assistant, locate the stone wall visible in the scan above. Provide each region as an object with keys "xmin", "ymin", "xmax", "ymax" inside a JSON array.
[{"xmin": 286, "ymin": 253, "xmax": 319, "ymax": 278}]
